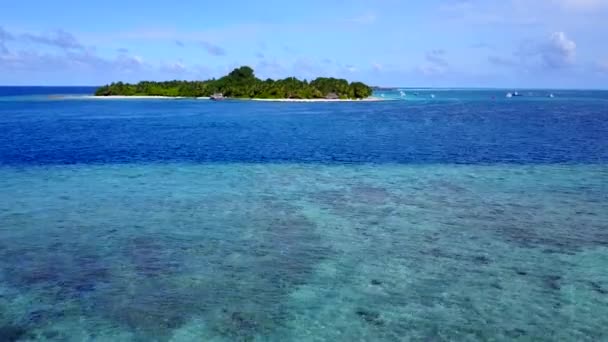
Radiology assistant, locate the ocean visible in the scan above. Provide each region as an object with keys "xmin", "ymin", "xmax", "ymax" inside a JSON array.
[{"xmin": 1, "ymin": 87, "xmax": 607, "ymax": 341}]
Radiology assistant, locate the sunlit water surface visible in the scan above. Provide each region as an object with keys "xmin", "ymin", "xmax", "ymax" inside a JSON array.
[{"xmin": 1, "ymin": 88, "xmax": 607, "ymax": 341}]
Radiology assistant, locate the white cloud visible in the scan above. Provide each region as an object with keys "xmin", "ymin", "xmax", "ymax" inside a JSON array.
[
  {"xmin": 542, "ymin": 31, "xmax": 576, "ymax": 68},
  {"xmin": 256, "ymin": 59, "xmax": 285, "ymax": 79},
  {"xmin": 0, "ymin": 26, "xmax": 13, "ymax": 54},
  {"xmin": 0, "ymin": 26, "xmax": 12, "ymax": 41},
  {"xmin": 0, "ymin": 42, "xmax": 145, "ymax": 74},
  {"xmin": 1, "ymin": 27, "xmax": 89, "ymax": 58},
  {"xmin": 510, "ymin": 31, "xmax": 576, "ymax": 69},
  {"xmin": 116, "ymin": 54, "xmax": 143, "ymax": 71},
  {"xmin": 293, "ymin": 58, "xmax": 325, "ymax": 76},
  {"xmin": 596, "ymin": 58, "xmax": 608, "ymax": 72},
  {"xmin": 160, "ymin": 61, "xmax": 187, "ymax": 74},
  {"xmin": 199, "ymin": 41, "xmax": 226, "ymax": 56},
  {"xmin": 417, "ymin": 49, "xmax": 449, "ymax": 75},
  {"xmin": 426, "ymin": 49, "xmax": 448, "ymax": 67},
  {"xmin": 417, "ymin": 64, "xmax": 446, "ymax": 76},
  {"xmin": 22, "ymin": 29, "xmax": 84, "ymax": 50},
  {"xmin": 0, "ymin": 50, "xmax": 66, "ymax": 70}
]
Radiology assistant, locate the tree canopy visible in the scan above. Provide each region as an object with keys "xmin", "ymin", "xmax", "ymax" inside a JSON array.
[{"xmin": 95, "ymin": 66, "xmax": 373, "ymax": 99}]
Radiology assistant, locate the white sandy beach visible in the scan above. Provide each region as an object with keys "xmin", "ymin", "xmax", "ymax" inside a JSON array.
[
  {"xmin": 74, "ymin": 95, "xmax": 210, "ymax": 100},
  {"xmin": 250, "ymin": 97, "xmax": 383, "ymax": 102},
  {"xmin": 70, "ymin": 96, "xmax": 383, "ymax": 102}
]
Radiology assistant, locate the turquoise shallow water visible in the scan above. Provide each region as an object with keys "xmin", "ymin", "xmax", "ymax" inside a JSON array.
[{"xmin": 1, "ymin": 164, "xmax": 607, "ymax": 341}]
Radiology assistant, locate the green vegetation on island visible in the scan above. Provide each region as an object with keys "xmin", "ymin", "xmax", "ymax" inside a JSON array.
[{"xmin": 95, "ymin": 66, "xmax": 373, "ymax": 99}]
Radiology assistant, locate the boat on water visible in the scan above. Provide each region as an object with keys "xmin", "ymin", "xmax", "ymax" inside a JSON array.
[
  {"xmin": 549, "ymin": 93, "xmax": 555, "ymax": 98},
  {"xmin": 506, "ymin": 91, "xmax": 523, "ymax": 98},
  {"xmin": 210, "ymin": 93, "xmax": 225, "ymax": 101},
  {"xmin": 400, "ymin": 91, "xmax": 406, "ymax": 97},
  {"xmin": 430, "ymin": 94, "xmax": 435, "ymax": 99}
]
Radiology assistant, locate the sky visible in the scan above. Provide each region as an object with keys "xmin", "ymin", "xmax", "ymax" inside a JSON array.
[{"xmin": 1, "ymin": 0, "xmax": 607, "ymax": 88}]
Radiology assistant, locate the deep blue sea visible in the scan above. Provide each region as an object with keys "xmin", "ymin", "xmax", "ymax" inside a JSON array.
[{"xmin": 1, "ymin": 86, "xmax": 607, "ymax": 341}]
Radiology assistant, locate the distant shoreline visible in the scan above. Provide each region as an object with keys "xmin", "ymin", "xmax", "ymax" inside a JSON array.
[
  {"xmin": 73, "ymin": 95, "xmax": 385, "ymax": 102},
  {"xmin": 94, "ymin": 66, "xmax": 374, "ymax": 99},
  {"xmin": 79, "ymin": 95, "xmax": 206, "ymax": 99}
]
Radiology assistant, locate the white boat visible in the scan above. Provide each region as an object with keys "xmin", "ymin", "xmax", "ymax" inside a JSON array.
[
  {"xmin": 549, "ymin": 93, "xmax": 555, "ymax": 98},
  {"xmin": 400, "ymin": 91, "xmax": 406, "ymax": 97},
  {"xmin": 210, "ymin": 93, "xmax": 225, "ymax": 101},
  {"xmin": 506, "ymin": 92, "xmax": 513, "ymax": 98},
  {"xmin": 430, "ymin": 94, "xmax": 435, "ymax": 99}
]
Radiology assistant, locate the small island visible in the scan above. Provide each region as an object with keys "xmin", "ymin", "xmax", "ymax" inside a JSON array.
[{"xmin": 95, "ymin": 66, "xmax": 374, "ymax": 100}]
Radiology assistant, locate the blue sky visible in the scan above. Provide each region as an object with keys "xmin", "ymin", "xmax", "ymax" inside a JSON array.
[{"xmin": 1, "ymin": 0, "xmax": 607, "ymax": 87}]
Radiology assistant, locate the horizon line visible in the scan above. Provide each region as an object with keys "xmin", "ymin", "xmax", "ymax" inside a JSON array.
[{"xmin": 1, "ymin": 85, "xmax": 607, "ymax": 91}]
